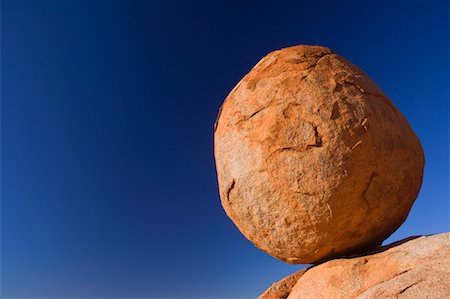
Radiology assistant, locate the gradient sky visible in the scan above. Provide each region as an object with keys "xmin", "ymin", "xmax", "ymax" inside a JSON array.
[{"xmin": 1, "ymin": 0, "xmax": 448, "ymax": 298}]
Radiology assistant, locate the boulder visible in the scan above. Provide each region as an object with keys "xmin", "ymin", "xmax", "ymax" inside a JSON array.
[
  {"xmin": 271, "ymin": 233, "xmax": 450, "ymax": 298},
  {"xmin": 214, "ymin": 45, "xmax": 424, "ymax": 264}
]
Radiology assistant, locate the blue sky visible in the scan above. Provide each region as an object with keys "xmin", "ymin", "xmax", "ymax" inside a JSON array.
[{"xmin": 1, "ymin": 0, "xmax": 448, "ymax": 298}]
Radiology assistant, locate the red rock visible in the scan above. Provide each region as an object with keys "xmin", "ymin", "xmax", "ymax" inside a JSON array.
[
  {"xmin": 214, "ymin": 45, "xmax": 424, "ymax": 264},
  {"xmin": 258, "ymin": 268, "xmax": 306, "ymax": 299},
  {"xmin": 283, "ymin": 233, "xmax": 450, "ymax": 298}
]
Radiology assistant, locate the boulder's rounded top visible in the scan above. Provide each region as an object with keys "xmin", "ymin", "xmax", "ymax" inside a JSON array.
[{"xmin": 268, "ymin": 44, "xmax": 333, "ymax": 56}]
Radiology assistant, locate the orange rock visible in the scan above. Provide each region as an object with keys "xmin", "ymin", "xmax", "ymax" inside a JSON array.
[
  {"xmin": 258, "ymin": 269, "xmax": 307, "ymax": 299},
  {"xmin": 282, "ymin": 233, "xmax": 450, "ymax": 298},
  {"xmin": 214, "ymin": 45, "xmax": 424, "ymax": 264}
]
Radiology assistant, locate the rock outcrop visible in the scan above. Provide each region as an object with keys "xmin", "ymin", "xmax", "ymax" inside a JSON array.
[
  {"xmin": 214, "ymin": 45, "xmax": 424, "ymax": 264},
  {"xmin": 259, "ymin": 233, "xmax": 450, "ymax": 299},
  {"xmin": 258, "ymin": 269, "xmax": 307, "ymax": 299}
]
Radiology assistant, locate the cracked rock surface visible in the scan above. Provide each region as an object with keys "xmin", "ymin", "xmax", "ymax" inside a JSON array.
[
  {"xmin": 259, "ymin": 233, "xmax": 450, "ymax": 299},
  {"xmin": 214, "ymin": 45, "xmax": 424, "ymax": 264}
]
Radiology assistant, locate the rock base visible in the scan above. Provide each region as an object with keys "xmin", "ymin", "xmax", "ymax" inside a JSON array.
[{"xmin": 259, "ymin": 232, "xmax": 450, "ymax": 299}]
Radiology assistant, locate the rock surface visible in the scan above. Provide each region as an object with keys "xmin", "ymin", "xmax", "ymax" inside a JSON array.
[
  {"xmin": 214, "ymin": 45, "xmax": 424, "ymax": 264},
  {"xmin": 258, "ymin": 269, "xmax": 307, "ymax": 299},
  {"xmin": 263, "ymin": 233, "xmax": 449, "ymax": 298}
]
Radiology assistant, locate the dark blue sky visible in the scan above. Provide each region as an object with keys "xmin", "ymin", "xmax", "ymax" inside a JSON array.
[{"xmin": 1, "ymin": 0, "xmax": 448, "ymax": 298}]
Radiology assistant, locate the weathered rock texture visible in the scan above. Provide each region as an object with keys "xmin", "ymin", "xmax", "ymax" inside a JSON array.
[
  {"xmin": 259, "ymin": 233, "xmax": 450, "ymax": 299},
  {"xmin": 214, "ymin": 45, "xmax": 424, "ymax": 264},
  {"xmin": 258, "ymin": 269, "xmax": 307, "ymax": 299}
]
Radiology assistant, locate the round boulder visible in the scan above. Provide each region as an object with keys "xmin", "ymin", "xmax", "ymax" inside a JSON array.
[{"xmin": 214, "ymin": 45, "xmax": 424, "ymax": 264}]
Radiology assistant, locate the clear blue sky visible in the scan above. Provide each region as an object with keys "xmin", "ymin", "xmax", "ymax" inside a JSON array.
[{"xmin": 1, "ymin": 0, "xmax": 448, "ymax": 298}]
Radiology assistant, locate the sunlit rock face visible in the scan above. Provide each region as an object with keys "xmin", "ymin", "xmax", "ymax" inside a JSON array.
[
  {"xmin": 260, "ymin": 233, "xmax": 450, "ymax": 299},
  {"xmin": 214, "ymin": 45, "xmax": 424, "ymax": 264}
]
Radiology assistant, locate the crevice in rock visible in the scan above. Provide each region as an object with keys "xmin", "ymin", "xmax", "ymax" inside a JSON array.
[
  {"xmin": 307, "ymin": 124, "xmax": 323, "ymax": 148},
  {"xmin": 361, "ymin": 171, "xmax": 378, "ymax": 211},
  {"xmin": 355, "ymin": 268, "xmax": 413, "ymax": 298},
  {"xmin": 233, "ymin": 108, "xmax": 266, "ymax": 125},
  {"xmin": 361, "ymin": 171, "xmax": 377, "ymax": 199},
  {"xmin": 248, "ymin": 106, "xmax": 269, "ymax": 119},
  {"xmin": 396, "ymin": 279, "xmax": 423, "ymax": 298},
  {"xmin": 297, "ymin": 191, "xmax": 318, "ymax": 196},
  {"xmin": 331, "ymin": 101, "xmax": 340, "ymax": 120},
  {"xmin": 214, "ymin": 104, "xmax": 224, "ymax": 132},
  {"xmin": 299, "ymin": 74, "xmax": 309, "ymax": 81},
  {"xmin": 304, "ymin": 53, "xmax": 333, "ymax": 71},
  {"xmin": 392, "ymin": 268, "xmax": 412, "ymax": 279},
  {"xmin": 265, "ymin": 123, "xmax": 324, "ymax": 162},
  {"xmin": 265, "ymin": 146, "xmax": 309, "ymax": 163},
  {"xmin": 302, "ymin": 53, "xmax": 335, "ymax": 79},
  {"xmin": 235, "ymin": 103, "xmax": 281, "ymax": 125},
  {"xmin": 226, "ymin": 179, "xmax": 236, "ymax": 202}
]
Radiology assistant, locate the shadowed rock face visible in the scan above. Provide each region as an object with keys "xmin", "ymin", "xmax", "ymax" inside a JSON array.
[
  {"xmin": 214, "ymin": 45, "xmax": 424, "ymax": 264},
  {"xmin": 259, "ymin": 233, "xmax": 450, "ymax": 299}
]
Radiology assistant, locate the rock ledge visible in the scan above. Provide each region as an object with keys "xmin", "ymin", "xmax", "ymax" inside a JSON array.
[{"xmin": 259, "ymin": 232, "xmax": 450, "ymax": 299}]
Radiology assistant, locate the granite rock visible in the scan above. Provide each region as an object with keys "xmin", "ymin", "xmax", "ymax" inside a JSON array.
[
  {"xmin": 285, "ymin": 233, "xmax": 450, "ymax": 298},
  {"xmin": 214, "ymin": 45, "xmax": 424, "ymax": 264}
]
